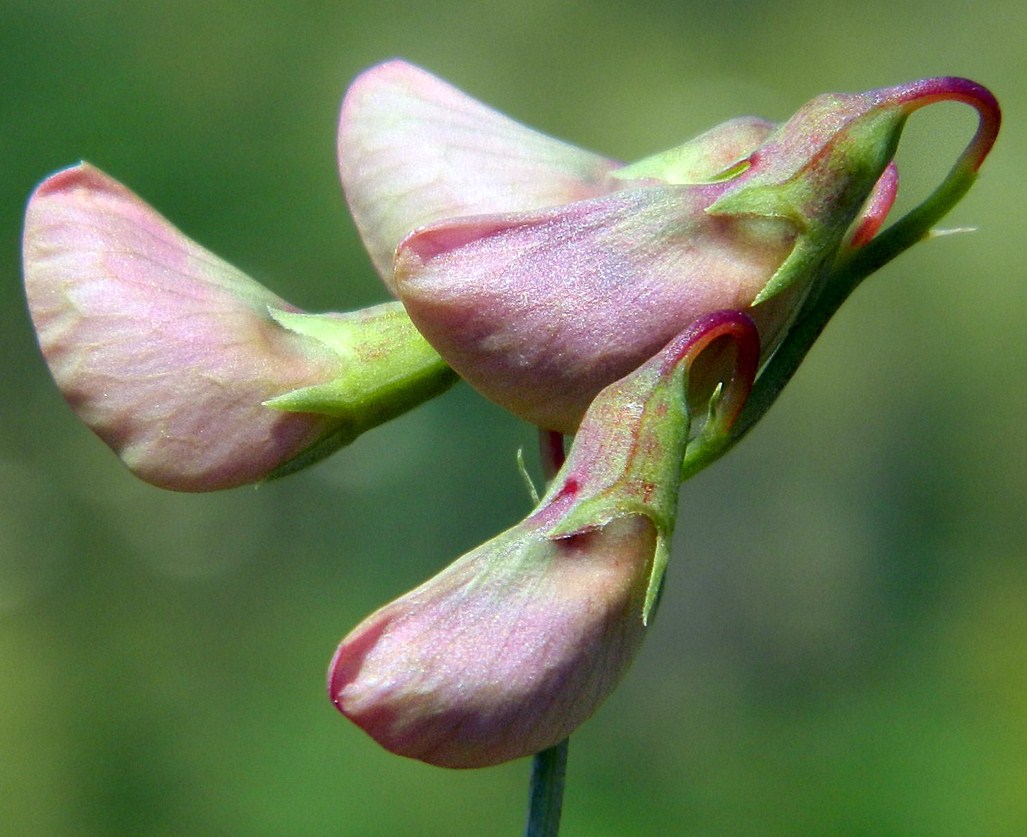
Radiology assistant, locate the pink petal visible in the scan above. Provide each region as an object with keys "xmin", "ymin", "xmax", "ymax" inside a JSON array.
[
  {"xmin": 330, "ymin": 514, "xmax": 655, "ymax": 768},
  {"xmin": 23, "ymin": 163, "xmax": 339, "ymax": 491},
  {"xmin": 394, "ymin": 186, "xmax": 796, "ymax": 432},
  {"xmin": 847, "ymin": 161, "xmax": 899, "ymax": 248},
  {"xmin": 337, "ymin": 60, "xmax": 621, "ymax": 290}
]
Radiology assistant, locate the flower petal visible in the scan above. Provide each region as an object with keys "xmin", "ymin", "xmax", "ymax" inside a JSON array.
[
  {"xmin": 23, "ymin": 163, "xmax": 340, "ymax": 490},
  {"xmin": 337, "ymin": 60, "xmax": 621, "ymax": 290},
  {"xmin": 394, "ymin": 186, "xmax": 796, "ymax": 432},
  {"xmin": 330, "ymin": 513, "xmax": 656, "ymax": 768}
]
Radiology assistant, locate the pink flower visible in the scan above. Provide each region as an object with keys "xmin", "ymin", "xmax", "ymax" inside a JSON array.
[
  {"xmin": 329, "ymin": 312, "xmax": 760, "ymax": 767},
  {"xmin": 331, "ymin": 512, "xmax": 657, "ymax": 768},
  {"xmin": 327, "ymin": 65, "xmax": 999, "ymax": 768},
  {"xmin": 337, "ymin": 63, "xmax": 996, "ymax": 434},
  {"xmin": 23, "ymin": 163, "xmax": 452, "ymax": 491}
]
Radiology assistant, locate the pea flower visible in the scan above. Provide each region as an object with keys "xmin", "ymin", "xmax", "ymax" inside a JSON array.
[
  {"xmin": 338, "ymin": 61, "xmax": 997, "ymax": 433},
  {"xmin": 23, "ymin": 163, "xmax": 454, "ymax": 491},
  {"xmin": 329, "ymin": 311, "xmax": 760, "ymax": 767}
]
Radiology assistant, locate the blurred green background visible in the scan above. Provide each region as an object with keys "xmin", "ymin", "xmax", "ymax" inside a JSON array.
[{"xmin": 2, "ymin": 1, "xmax": 1025, "ymax": 834}]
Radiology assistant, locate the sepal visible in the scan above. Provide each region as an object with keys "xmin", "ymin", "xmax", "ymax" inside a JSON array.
[{"xmin": 265, "ymin": 302, "xmax": 455, "ymax": 432}]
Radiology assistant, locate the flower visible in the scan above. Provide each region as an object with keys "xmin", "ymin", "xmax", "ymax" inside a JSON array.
[
  {"xmin": 23, "ymin": 163, "xmax": 454, "ymax": 491},
  {"xmin": 329, "ymin": 311, "xmax": 760, "ymax": 767},
  {"xmin": 337, "ymin": 62, "xmax": 997, "ymax": 434},
  {"xmin": 22, "ymin": 60, "xmax": 999, "ymax": 772}
]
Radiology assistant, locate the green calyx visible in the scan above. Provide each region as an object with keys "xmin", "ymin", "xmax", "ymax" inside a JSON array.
[
  {"xmin": 541, "ymin": 355, "xmax": 692, "ymax": 624},
  {"xmin": 702, "ymin": 78, "xmax": 1001, "ymax": 467},
  {"xmin": 264, "ymin": 302, "xmax": 457, "ymax": 479},
  {"xmin": 711, "ymin": 102, "xmax": 908, "ymax": 306},
  {"xmin": 538, "ymin": 313, "xmax": 760, "ymax": 623}
]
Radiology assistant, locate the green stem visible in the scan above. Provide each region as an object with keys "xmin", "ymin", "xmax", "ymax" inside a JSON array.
[{"xmin": 524, "ymin": 738, "xmax": 570, "ymax": 837}]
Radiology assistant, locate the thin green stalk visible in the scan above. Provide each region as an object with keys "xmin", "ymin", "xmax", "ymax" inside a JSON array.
[
  {"xmin": 524, "ymin": 738, "xmax": 569, "ymax": 837},
  {"xmin": 733, "ymin": 158, "xmax": 982, "ymax": 446}
]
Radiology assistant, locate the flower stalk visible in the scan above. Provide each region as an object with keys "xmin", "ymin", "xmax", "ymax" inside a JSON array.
[
  {"xmin": 525, "ymin": 738, "xmax": 569, "ymax": 837},
  {"xmin": 524, "ymin": 429, "xmax": 571, "ymax": 836}
]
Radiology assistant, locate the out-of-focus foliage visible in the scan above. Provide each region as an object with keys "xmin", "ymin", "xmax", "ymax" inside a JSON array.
[{"xmin": 2, "ymin": 1, "xmax": 1025, "ymax": 834}]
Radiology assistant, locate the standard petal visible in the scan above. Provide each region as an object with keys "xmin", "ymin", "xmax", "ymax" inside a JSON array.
[
  {"xmin": 395, "ymin": 186, "xmax": 796, "ymax": 432},
  {"xmin": 329, "ymin": 513, "xmax": 656, "ymax": 769},
  {"xmin": 23, "ymin": 163, "xmax": 340, "ymax": 490},
  {"xmin": 337, "ymin": 59, "xmax": 621, "ymax": 289}
]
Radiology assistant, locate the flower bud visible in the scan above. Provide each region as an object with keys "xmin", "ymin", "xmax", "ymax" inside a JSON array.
[
  {"xmin": 329, "ymin": 312, "xmax": 759, "ymax": 767},
  {"xmin": 23, "ymin": 163, "xmax": 453, "ymax": 491}
]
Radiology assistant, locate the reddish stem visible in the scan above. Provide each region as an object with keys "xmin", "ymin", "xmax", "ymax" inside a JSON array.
[{"xmin": 538, "ymin": 429, "xmax": 567, "ymax": 482}]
